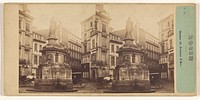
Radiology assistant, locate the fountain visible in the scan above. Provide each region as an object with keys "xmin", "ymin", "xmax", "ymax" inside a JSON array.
[
  {"xmin": 27, "ymin": 18, "xmax": 76, "ymax": 92},
  {"xmin": 105, "ymin": 18, "xmax": 154, "ymax": 93}
]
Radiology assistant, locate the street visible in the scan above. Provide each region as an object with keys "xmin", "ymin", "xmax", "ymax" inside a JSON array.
[{"xmin": 19, "ymin": 81, "xmax": 174, "ymax": 93}]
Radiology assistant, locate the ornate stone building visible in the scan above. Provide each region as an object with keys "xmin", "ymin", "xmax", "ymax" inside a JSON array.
[
  {"xmin": 81, "ymin": 4, "xmax": 111, "ymax": 80},
  {"xmin": 19, "ymin": 4, "xmax": 34, "ymax": 77},
  {"xmin": 158, "ymin": 14, "xmax": 174, "ymax": 81},
  {"xmin": 32, "ymin": 32, "xmax": 46, "ymax": 77},
  {"xmin": 109, "ymin": 32, "xmax": 123, "ymax": 76}
]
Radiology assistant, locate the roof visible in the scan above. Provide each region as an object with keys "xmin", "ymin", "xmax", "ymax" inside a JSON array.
[
  {"xmin": 157, "ymin": 14, "xmax": 174, "ymax": 24},
  {"xmin": 35, "ymin": 27, "xmax": 81, "ymax": 47},
  {"xmin": 113, "ymin": 27, "xmax": 158, "ymax": 41},
  {"xmin": 112, "ymin": 29, "xmax": 126, "ymax": 40}
]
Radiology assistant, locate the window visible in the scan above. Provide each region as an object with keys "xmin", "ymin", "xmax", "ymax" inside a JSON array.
[
  {"xmin": 170, "ymin": 39, "xmax": 173, "ymax": 49},
  {"xmin": 102, "ymin": 23, "xmax": 106, "ymax": 33},
  {"xmin": 69, "ymin": 44, "xmax": 71, "ymax": 50},
  {"xmin": 84, "ymin": 24, "xmax": 86, "ymax": 31},
  {"xmin": 39, "ymin": 45, "xmax": 42, "ymax": 51},
  {"xmin": 165, "ymin": 42, "xmax": 168, "ymax": 52},
  {"xmin": 102, "ymin": 37, "xmax": 106, "ymax": 47},
  {"xmin": 55, "ymin": 53, "xmax": 59, "ymax": 62},
  {"xmin": 88, "ymin": 42, "xmax": 91, "ymax": 50},
  {"xmin": 161, "ymin": 44, "xmax": 164, "ymax": 53},
  {"xmin": 90, "ymin": 22, "xmax": 93, "ymax": 27},
  {"xmin": 111, "ymin": 45, "xmax": 114, "ymax": 53},
  {"xmin": 84, "ymin": 33, "xmax": 86, "ymax": 39},
  {"xmin": 90, "ymin": 31, "xmax": 93, "ymax": 36},
  {"xmin": 26, "ymin": 23, "xmax": 30, "ymax": 32},
  {"xmin": 70, "ymin": 52, "xmax": 72, "ymax": 57},
  {"xmin": 144, "ymin": 70, "xmax": 149, "ymax": 80},
  {"xmin": 161, "ymin": 34, "xmax": 164, "ymax": 40},
  {"xmin": 161, "ymin": 72, "xmax": 167, "ymax": 79},
  {"xmin": 111, "ymin": 56, "xmax": 115, "ymax": 66},
  {"xmin": 91, "ymin": 53, "xmax": 96, "ymax": 62},
  {"xmin": 19, "ymin": 19, "xmax": 22, "ymax": 29},
  {"xmin": 169, "ymin": 53, "xmax": 174, "ymax": 64},
  {"xmin": 34, "ymin": 44, "xmax": 38, "ymax": 52},
  {"xmin": 92, "ymin": 39, "xmax": 95, "ymax": 49},
  {"xmin": 83, "ymin": 72, "xmax": 89, "ymax": 78},
  {"xmin": 34, "ymin": 55, "xmax": 37, "ymax": 64},
  {"xmin": 116, "ymin": 46, "xmax": 119, "ymax": 52},
  {"xmin": 39, "ymin": 56, "xmax": 42, "ymax": 64},
  {"xmin": 132, "ymin": 54, "xmax": 135, "ymax": 63},
  {"xmin": 168, "ymin": 22, "xmax": 170, "ymax": 27},
  {"xmin": 84, "ymin": 44, "xmax": 87, "ymax": 53},
  {"xmin": 95, "ymin": 20, "xmax": 98, "ymax": 29}
]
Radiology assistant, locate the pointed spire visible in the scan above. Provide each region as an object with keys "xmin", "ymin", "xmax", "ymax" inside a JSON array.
[
  {"xmin": 96, "ymin": 4, "xmax": 104, "ymax": 12},
  {"xmin": 95, "ymin": 4, "xmax": 108, "ymax": 16},
  {"xmin": 125, "ymin": 17, "xmax": 134, "ymax": 41},
  {"xmin": 48, "ymin": 17, "xmax": 57, "ymax": 40}
]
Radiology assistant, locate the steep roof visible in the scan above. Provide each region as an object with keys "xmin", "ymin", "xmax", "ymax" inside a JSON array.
[
  {"xmin": 35, "ymin": 28, "xmax": 80, "ymax": 47},
  {"xmin": 112, "ymin": 29, "xmax": 126, "ymax": 40}
]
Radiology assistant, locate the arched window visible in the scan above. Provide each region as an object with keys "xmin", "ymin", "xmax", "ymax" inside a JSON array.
[
  {"xmin": 55, "ymin": 53, "xmax": 59, "ymax": 62},
  {"xmin": 132, "ymin": 54, "xmax": 135, "ymax": 63}
]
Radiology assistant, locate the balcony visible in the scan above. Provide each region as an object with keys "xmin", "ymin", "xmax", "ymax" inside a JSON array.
[
  {"xmin": 24, "ymin": 44, "xmax": 32, "ymax": 51},
  {"xmin": 110, "ymin": 39, "xmax": 123, "ymax": 44},
  {"xmin": 101, "ymin": 46, "xmax": 108, "ymax": 52},
  {"xmin": 19, "ymin": 58, "xmax": 30, "ymax": 65}
]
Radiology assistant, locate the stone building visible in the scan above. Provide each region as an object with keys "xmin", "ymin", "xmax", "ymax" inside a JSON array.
[
  {"xmin": 81, "ymin": 4, "xmax": 111, "ymax": 80},
  {"xmin": 109, "ymin": 32, "xmax": 123, "ymax": 75},
  {"xmin": 144, "ymin": 32, "xmax": 160, "ymax": 79},
  {"xmin": 67, "ymin": 33, "xmax": 82, "ymax": 80},
  {"xmin": 19, "ymin": 4, "xmax": 34, "ymax": 77},
  {"xmin": 158, "ymin": 14, "xmax": 174, "ymax": 81},
  {"xmin": 32, "ymin": 32, "xmax": 46, "ymax": 77}
]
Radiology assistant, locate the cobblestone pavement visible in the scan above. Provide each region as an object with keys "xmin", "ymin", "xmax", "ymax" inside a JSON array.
[
  {"xmin": 19, "ymin": 81, "xmax": 174, "ymax": 93},
  {"xmin": 154, "ymin": 82, "xmax": 174, "ymax": 93}
]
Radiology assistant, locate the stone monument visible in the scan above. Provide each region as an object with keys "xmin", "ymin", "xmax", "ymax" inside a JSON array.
[
  {"xmin": 32, "ymin": 18, "xmax": 76, "ymax": 92},
  {"xmin": 105, "ymin": 18, "xmax": 153, "ymax": 93}
]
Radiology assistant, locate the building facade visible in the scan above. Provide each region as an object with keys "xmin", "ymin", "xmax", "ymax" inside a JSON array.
[
  {"xmin": 19, "ymin": 4, "xmax": 34, "ymax": 77},
  {"xmin": 32, "ymin": 32, "xmax": 46, "ymax": 77},
  {"xmin": 158, "ymin": 14, "xmax": 174, "ymax": 81},
  {"xmin": 81, "ymin": 4, "xmax": 111, "ymax": 80},
  {"xmin": 144, "ymin": 32, "xmax": 160, "ymax": 79},
  {"xmin": 67, "ymin": 33, "xmax": 82, "ymax": 80},
  {"xmin": 109, "ymin": 33, "xmax": 123, "ymax": 75}
]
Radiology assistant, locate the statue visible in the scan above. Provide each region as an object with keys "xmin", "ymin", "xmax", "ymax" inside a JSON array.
[
  {"xmin": 125, "ymin": 17, "xmax": 133, "ymax": 40},
  {"xmin": 49, "ymin": 17, "xmax": 57, "ymax": 38}
]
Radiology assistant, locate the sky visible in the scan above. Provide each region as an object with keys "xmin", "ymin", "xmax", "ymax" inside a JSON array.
[{"xmin": 28, "ymin": 4, "xmax": 178, "ymax": 38}]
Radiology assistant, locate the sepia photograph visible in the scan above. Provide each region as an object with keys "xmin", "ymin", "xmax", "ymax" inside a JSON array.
[{"xmin": 1, "ymin": 3, "xmax": 192, "ymax": 95}]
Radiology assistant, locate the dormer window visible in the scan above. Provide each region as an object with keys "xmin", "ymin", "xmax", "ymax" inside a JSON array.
[
  {"xmin": 26, "ymin": 23, "xmax": 30, "ymax": 32},
  {"xmin": 102, "ymin": 23, "xmax": 106, "ymax": 33}
]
